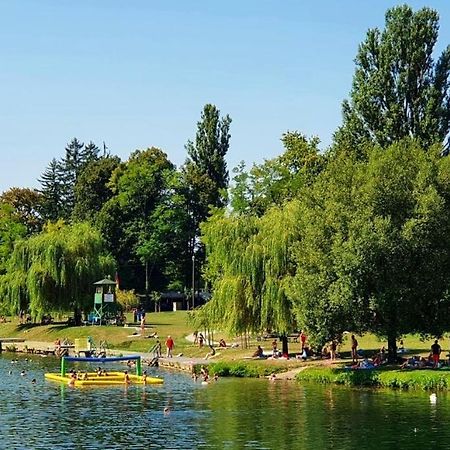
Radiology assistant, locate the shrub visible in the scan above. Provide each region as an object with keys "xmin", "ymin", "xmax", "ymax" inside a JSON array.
[{"xmin": 296, "ymin": 367, "xmax": 450, "ymax": 391}]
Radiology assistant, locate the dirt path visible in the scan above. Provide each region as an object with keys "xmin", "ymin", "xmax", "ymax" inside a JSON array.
[{"xmin": 275, "ymin": 366, "xmax": 308, "ymax": 380}]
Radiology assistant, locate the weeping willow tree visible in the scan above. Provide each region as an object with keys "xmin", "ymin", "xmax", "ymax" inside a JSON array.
[
  {"xmin": 0, "ymin": 220, "xmax": 115, "ymax": 324},
  {"xmin": 197, "ymin": 202, "xmax": 300, "ymax": 353}
]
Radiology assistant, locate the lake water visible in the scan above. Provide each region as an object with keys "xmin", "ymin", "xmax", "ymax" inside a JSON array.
[{"xmin": 1, "ymin": 354, "xmax": 450, "ymax": 449}]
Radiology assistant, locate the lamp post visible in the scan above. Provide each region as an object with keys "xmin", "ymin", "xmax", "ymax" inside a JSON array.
[{"xmin": 192, "ymin": 254, "xmax": 195, "ymax": 310}]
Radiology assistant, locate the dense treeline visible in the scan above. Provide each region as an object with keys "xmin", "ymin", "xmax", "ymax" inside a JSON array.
[
  {"xmin": 194, "ymin": 5, "xmax": 450, "ymax": 360},
  {"xmin": 0, "ymin": 104, "xmax": 231, "ymax": 322},
  {"xmin": 1, "ymin": 5, "xmax": 450, "ymax": 359}
]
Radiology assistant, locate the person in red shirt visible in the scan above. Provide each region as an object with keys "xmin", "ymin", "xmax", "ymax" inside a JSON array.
[{"xmin": 166, "ymin": 335, "xmax": 174, "ymax": 358}]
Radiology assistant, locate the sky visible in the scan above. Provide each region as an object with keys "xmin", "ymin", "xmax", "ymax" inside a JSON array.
[{"xmin": 1, "ymin": 0, "xmax": 450, "ymax": 193}]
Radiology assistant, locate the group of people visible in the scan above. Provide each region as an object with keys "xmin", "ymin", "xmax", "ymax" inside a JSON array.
[
  {"xmin": 191, "ymin": 365, "xmax": 219, "ymax": 383},
  {"xmin": 193, "ymin": 331, "xmax": 205, "ymax": 347},
  {"xmin": 67, "ymin": 369, "xmax": 91, "ymax": 386},
  {"xmin": 400, "ymin": 340, "xmax": 443, "ymax": 369}
]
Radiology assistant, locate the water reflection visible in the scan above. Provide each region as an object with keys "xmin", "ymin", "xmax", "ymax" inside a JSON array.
[{"xmin": 2, "ymin": 354, "xmax": 450, "ymax": 449}]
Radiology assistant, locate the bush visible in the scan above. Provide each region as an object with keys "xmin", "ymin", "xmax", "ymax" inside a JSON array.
[
  {"xmin": 206, "ymin": 361, "xmax": 282, "ymax": 378},
  {"xmin": 296, "ymin": 367, "xmax": 450, "ymax": 391}
]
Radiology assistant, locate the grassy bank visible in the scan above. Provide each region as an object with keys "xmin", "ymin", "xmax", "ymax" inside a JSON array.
[
  {"xmin": 296, "ymin": 367, "xmax": 450, "ymax": 390},
  {"xmin": 206, "ymin": 361, "xmax": 286, "ymax": 378},
  {"xmin": 2, "ymin": 312, "xmax": 450, "ymax": 383}
]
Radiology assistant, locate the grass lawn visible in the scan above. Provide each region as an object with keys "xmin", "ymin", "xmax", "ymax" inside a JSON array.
[{"xmin": 0, "ymin": 312, "xmax": 448, "ymax": 370}]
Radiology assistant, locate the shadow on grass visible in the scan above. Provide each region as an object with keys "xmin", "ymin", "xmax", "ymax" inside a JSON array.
[{"xmin": 16, "ymin": 323, "xmax": 41, "ymax": 331}]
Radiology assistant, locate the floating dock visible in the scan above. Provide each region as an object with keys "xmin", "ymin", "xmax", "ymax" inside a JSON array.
[{"xmin": 44, "ymin": 355, "xmax": 163, "ymax": 386}]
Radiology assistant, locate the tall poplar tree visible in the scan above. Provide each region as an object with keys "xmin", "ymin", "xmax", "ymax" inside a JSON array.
[
  {"xmin": 336, "ymin": 5, "xmax": 450, "ymax": 154},
  {"xmin": 182, "ymin": 104, "xmax": 232, "ymax": 279}
]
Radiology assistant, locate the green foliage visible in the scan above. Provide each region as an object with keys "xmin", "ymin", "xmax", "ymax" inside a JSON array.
[
  {"xmin": 337, "ymin": 5, "xmax": 450, "ymax": 154},
  {"xmin": 39, "ymin": 158, "xmax": 66, "ymax": 222},
  {"xmin": 230, "ymin": 133, "xmax": 324, "ymax": 216},
  {"xmin": 184, "ymin": 103, "xmax": 232, "ymax": 217},
  {"xmin": 0, "ymin": 221, "xmax": 115, "ymax": 319},
  {"xmin": 72, "ymin": 156, "xmax": 121, "ymax": 222},
  {"xmin": 182, "ymin": 103, "xmax": 232, "ymax": 274},
  {"xmin": 97, "ymin": 148, "xmax": 190, "ymax": 292},
  {"xmin": 0, "ymin": 203, "xmax": 27, "ymax": 274},
  {"xmin": 39, "ymin": 139, "xmax": 101, "ymax": 222},
  {"xmin": 290, "ymin": 140, "xmax": 450, "ymax": 355},
  {"xmin": 297, "ymin": 367, "xmax": 450, "ymax": 391},
  {"xmin": 207, "ymin": 361, "xmax": 281, "ymax": 378},
  {"xmin": 115, "ymin": 289, "xmax": 139, "ymax": 311},
  {"xmin": 0, "ymin": 188, "xmax": 44, "ymax": 235},
  {"xmin": 198, "ymin": 201, "xmax": 299, "ymax": 336}
]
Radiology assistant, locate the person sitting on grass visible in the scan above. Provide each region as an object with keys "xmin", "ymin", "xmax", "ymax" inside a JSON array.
[
  {"xmin": 400, "ymin": 356, "xmax": 419, "ymax": 369},
  {"xmin": 252, "ymin": 345, "xmax": 264, "ymax": 358},
  {"xmin": 219, "ymin": 339, "xmax": 227, "ymax": 348},
  {"xmin": 205, "ymin": 344, "xmax": 216, "ymax": 360}
]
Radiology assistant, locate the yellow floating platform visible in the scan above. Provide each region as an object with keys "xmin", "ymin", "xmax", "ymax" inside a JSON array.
[{"xmin": 45, "ymin": 371, "xmax": 163, "ymax": 386}]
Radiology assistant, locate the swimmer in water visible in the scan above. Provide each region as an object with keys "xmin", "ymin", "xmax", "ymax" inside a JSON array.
[
  {"xmin": 68, "ymin": 373, "xmax": 76, "ymax": 387},
  {"xmin": 20, "ymin": 370, "xmax": 26, "ymax": 376},
  {"xmin": 31, "ymin": 379, "xmax": 36, "ymax": 384},
  {"xmin": 142, "ymin": 371, "xmax": 147, "ymax": 385},
  {"xmin": 163, "ymin": 407, "xmax": 170, "ymax": 416}
]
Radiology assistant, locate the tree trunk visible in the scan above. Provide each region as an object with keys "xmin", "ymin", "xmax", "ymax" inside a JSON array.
[
  {"xmin": 74, "ymin": 307, "xmax": 82, "ymax": 326},
  {"xmin": 387, "ymin": 333, "xmax": 397, "ymax": 363},
  {"xmin": 281, "ymin": 335, "xmax": 289, "ymax": 357}
]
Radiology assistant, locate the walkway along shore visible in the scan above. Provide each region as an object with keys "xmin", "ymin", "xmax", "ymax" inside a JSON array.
[
  {"xmin": 5, "ymin": 339, "xmax": 311, "ymax": 379},
  {"xmin": 8, "ymin": 339, "xmax": 214, "ymax": 374}
]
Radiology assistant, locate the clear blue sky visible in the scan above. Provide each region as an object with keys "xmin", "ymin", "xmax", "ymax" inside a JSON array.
[{"xmin": 1, "ymin": 0, "xmax": 450, "ymax": 193}]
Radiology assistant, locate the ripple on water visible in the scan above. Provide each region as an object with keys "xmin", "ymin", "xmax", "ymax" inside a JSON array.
[{"xmin": 2, "ymin": 355, "xmax": 450, "ymax": 449}]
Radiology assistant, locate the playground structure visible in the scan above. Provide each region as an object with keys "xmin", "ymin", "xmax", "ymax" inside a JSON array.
[{"xmin": 44, "ymin": 355, "xmax": 164, "ymax": 386}]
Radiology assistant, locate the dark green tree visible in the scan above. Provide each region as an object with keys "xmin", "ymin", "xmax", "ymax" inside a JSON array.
[
  {"xmin": 292, "ymin": 140, "xmax": 450, "ymax": 360},
  {"xmin": 39, "ymin": 158, "xmax": 65, "ymax": 222},
  {"xmin": 58, "ymin": 138, "xmax": 100, "ymax": 219},
  {"xmin": 60, "ymin": 138, "xmax": 85, "ymax": 218},
  {"xmin": 185, "ymin": 104, "xmax": 232, "ymax": 215},
  {"xmin": 97, "ymin": 148, "xmax": 190, "ymax": 294},
  {"xmin": 197, "ymin": 203, "xmax": 299, "ymax": 353},
  {"xmin": 230, "ymin": 132, "xmax": 324, "ymax": 216},
  {"xmin": 72, "ymin": 155, "xmax": 121, "ymax": 222},
  {"xmin": 0, "ymin": 221, "xmax": 114, "ymax": 323},
  {"xmin": 182, "ymin": 104, "xmax": 232, "ymax": 258},
  {"xmin": 336, "ymin": 5, "xmax": 450, "ymax": 154},
  {"xmin": 0, "ymin": 187, "xmax": 44, "ymax": 235},
  {"xmin": 0, "ymin": 203, "xmax": 26, "ymax": 275},
  {"xmin": 82, "ymin": 141, "xmax": 100, "ymax": 162}
]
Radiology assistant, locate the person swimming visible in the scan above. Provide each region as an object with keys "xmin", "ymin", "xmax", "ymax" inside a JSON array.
[{"xmin": 68, "ymin": 373, "xmax": 77, "ymax": 386}]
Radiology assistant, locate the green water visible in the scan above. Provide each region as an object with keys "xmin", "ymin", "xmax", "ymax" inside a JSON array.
[{"xmin": 1, "ymin": 354, "xmax": 450, "ymax": 449}]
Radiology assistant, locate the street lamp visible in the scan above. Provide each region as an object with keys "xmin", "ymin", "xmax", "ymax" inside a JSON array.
[{"xmin": 192, "ymin": 254, "xmax": 195, "ymax": 310}]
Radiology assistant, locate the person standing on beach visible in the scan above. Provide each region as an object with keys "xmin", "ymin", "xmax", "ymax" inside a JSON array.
[
  {"xmin": 155, "ymin": 339, "xmax": 162, "ymax": 357},
  {"xmin": 300, "ymin": 331, "xmax": 307, "ymax": 352},
  {"xmin": 166, "ymin": 336, "xmax": 174, "ymax": 358},
  {"xmin": 330, "ymin": 341, "xmax": 337, "ymax": 361},
  {"xmin": 351, "ymin": 335, "xmax": 358, "ymax": 363}
]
